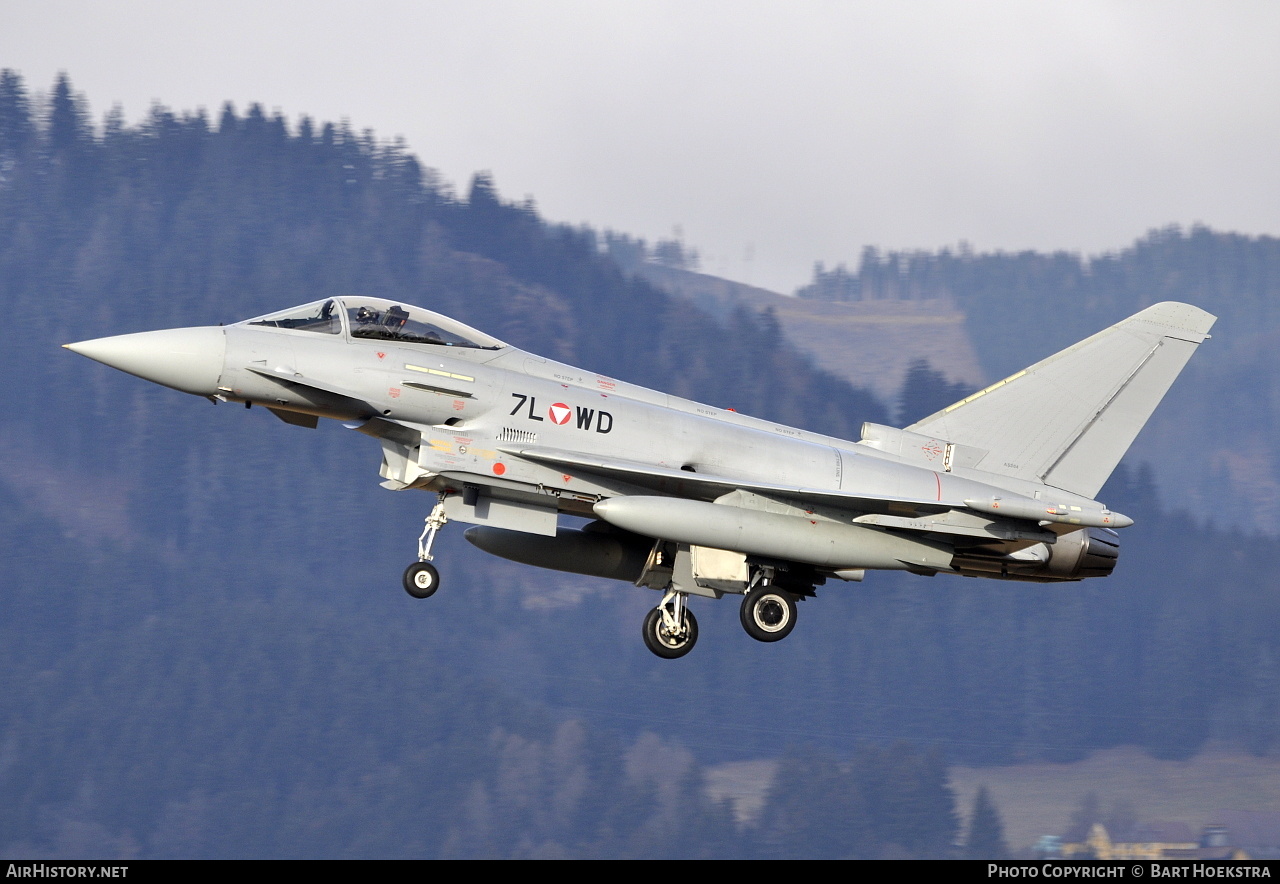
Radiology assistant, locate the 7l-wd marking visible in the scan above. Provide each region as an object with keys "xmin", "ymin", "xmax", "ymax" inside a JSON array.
[{"xmin": 510, "ymin": 393, "xmax": 612, "ymax": 433}]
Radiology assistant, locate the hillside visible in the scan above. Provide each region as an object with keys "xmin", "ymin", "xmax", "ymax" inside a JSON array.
[
  {"xmin": 631, "ymin": 262, "xmax": 984, "ymax": 403},
  {"xmin": 710, "ymin": 745, "xmax": 1280, "ymax": 854},
  {"xmin": 950, "ymin": 745, "xmax": 1280, "ymax": 854}
]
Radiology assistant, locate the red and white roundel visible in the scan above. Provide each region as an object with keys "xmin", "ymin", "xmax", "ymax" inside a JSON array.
[{"xmin": 548, "ymin": 402, "xmax": 571, "ymax": 425}]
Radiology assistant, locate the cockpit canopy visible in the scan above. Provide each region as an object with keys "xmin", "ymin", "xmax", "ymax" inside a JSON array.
[{"xmin": 243, "ymin": 297, "xmax": 505, "ymax": 350}]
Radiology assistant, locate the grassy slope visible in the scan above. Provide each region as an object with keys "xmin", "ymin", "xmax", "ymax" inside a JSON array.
[
  {"xmin": 705, "ymin": 745, "xmax": 1280, "ymax": 852},
  {"xmin": 949, "ymin": 744, "xmax": 1280, "ymax": 851}
]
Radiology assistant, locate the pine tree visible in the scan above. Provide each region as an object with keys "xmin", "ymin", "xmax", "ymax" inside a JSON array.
[
  {"xmin": 47, "ymin": 71, "xmax": 89, "ymax": 153},
  {"xmin": 753, "ymin": 746, "xmax": 873, "ymax": 859},
  {"xmin": 896, "ymin": 358, "xmax": 971, "ymax": 425},
  {"xmin": 963, "ymin": 786, "xmax": 1009, "ymax": 859},
  {"xmin": 1063, "ymin": 791, "xmax": 1101, "ymax": 842},
  {"xmin": 0, "ymin": 69, "xmax": 34, "ymax": 159}
]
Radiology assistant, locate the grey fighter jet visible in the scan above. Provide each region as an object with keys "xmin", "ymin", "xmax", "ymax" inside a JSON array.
[{"xmin": 65, "ymin": 297, "xmax": 1214, "ymax": 658}]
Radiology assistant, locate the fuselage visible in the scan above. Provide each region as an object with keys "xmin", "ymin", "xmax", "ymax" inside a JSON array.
[{"xmin": 204, "ymin": 298, "xmax": 1107, "ymax": 526}]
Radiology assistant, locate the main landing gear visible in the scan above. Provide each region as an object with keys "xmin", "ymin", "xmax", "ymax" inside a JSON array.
[
  {"xmin": 642, "ymin": 590, "xmax": 699, "ymax": 659},
  {"xmin": 403, "ymin": 495, "xmax": 449, "ymax": 599},
  {"xmin": 739, "ymin": 582, "xmax": 798, "ymax": 643},
  {"xmin": 638, "ymin": 566, "xmax": 806, "ymax": 659}
]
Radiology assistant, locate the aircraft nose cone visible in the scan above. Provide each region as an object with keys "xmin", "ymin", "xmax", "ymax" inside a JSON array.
[{"xmin": 64, "ymin": 326, "xmax": 226, "ymax": 396}]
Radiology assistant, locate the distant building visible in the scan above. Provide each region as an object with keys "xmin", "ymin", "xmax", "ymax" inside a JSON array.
[
  {"xmin": 1058, "ymin": 823, "xmax": 1249, "ymax": 860},
  {"xmin": 1034, "ymin": 835, "xmax": 1063, "ymax": 858},
  {"xmin": 1215, "ymin": 811, "xmax": 1280, "ymax": 860}
]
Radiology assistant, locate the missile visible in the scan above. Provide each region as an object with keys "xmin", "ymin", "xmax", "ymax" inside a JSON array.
[
  {"xmin": 963, "ymin": 496, "xmax": 1133, "ymax": 528},
  {"xmin": 464, "ymin": 524, "xmax": 652, "ymax": 583},
  {"xmin": 593, "ymin": 496, "xmax": 953, "ymax": 572}
]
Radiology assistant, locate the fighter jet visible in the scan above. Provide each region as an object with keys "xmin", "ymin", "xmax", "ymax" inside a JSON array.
[{"xmin": 65, "ymin": 297, "xmax": 1214, "ymax": 658}]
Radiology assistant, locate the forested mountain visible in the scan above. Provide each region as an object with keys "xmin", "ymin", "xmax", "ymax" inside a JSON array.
[
  {"xmin": 2, "ymin": 71, "xmax": 1278, "ymax": 858},
  {"xmin": 0, "ymin": 70, "xmax": 935, "ymax": 859}
]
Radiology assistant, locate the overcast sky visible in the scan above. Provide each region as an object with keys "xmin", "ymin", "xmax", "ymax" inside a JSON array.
[{"xmin": 4, "ymin": 1, "xmax": 1279, "ymax": 293}]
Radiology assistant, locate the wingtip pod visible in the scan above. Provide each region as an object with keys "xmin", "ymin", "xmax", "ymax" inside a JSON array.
[{"xmin": 963, "ymin": 496, "xmax": 1133, "ymax": 529}]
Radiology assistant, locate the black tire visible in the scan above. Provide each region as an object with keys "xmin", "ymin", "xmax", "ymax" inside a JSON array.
[
  {"xmin": 642, "ymin": 605, "xmax": 699, "ymax": 659},
  {"xmin": 740, "ymin": 585, "xmax": 797, "ymax": 642},
  {"xmin": 403, "ymin": 561, "xmax": 440, "ymax": 599}
]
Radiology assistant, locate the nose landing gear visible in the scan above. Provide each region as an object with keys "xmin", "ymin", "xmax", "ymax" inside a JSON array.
[{"xmin": 403, "ymin": 495, "xmax": 449, "ymax": 599}]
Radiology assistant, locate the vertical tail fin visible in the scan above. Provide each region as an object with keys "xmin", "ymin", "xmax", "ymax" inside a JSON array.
[{"xmin": 906, "ymin": 302, "xmax": 1215, "ymax": 498}]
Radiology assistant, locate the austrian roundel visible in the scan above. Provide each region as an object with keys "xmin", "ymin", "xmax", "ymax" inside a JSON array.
[{"xmin": 548, "ymin": 402, "xmax": 572, "ymax": 425}]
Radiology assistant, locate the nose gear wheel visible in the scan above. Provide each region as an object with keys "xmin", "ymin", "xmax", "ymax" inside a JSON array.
[{"xmin": 403, "ymin": 561, "xmax": 440, "ymax": 598}]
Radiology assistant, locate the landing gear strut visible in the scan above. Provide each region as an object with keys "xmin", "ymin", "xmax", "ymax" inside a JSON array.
[
  {"xmin": 403, "ymin": 495, "xmax": 449, "ymax": 599},
  {"xmin": 642, "ymin": 590, "xmax": 699, "ymax": 659}
]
